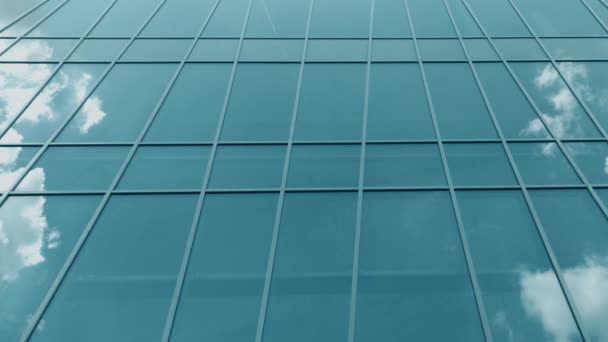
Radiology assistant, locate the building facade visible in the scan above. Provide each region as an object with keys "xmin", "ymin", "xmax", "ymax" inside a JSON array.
[{"xmin": 1, "ymin": 0, "xmax": 608, "ymax": 340}]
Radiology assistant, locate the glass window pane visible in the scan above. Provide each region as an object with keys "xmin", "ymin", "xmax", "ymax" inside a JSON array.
[
  {"xmin": 465, "ymin": 0, "xmax": 530, "ymax": 37},
  {"xmin": 445, "ymin": 0, "xmax": 483, "ymax": 37},
  {"xmin": 310, "ymin": 0, "xmax": 371, "ymax": 38},
  {"xmin": 458, "ymin": 190, "xmax": 582, "ymax": 342},
  {"xmin": 68, "ymin": 39, "xmax": 129, "ymax": 62},
  {"xmin": 0, "ymin": 0, "xmax": 51, "ymax": 34},
  {"xmin": 118, "ymin": 146, "xmax": 210, "ymax": 190},
  {"xmin": 565, "ymin": 142, "xmax": 608, "ymax": 184},
  {"xmin": 90, "ymin": 0, "xmax": 160, "ymax": 37},
  {"xmin": 445, "ymin": 143, "xmax": 517, "ymax": 186},
  {"xmin": 201, "ymin": 0, "xmax": 250, "ymax": 38},
  {"xmin": 542, "ymin": 38, "xmax": 608, "ymax": 60},
  {"xmin": 287, "ymin": 144, "xmax": 360, "ymax": 188},
  {"xmin": 0, "ymin": 0, "xmax": 66, "ymax": 37},
  {"xmin": 246, "ymin": 0, "xmax": 310, "ymax": 38},
  {"xmin": 17, "ymin": 146, "xmax": 129, "ymax": 191},
  {"xmin": 188, "ymin": 39, "xmax": 238, "ymax": 61},
  {"xmin": 463, "ymin": 39, "xmax": 499, "ymax": 61},
  {"xmin": 171, "ymin": 193, "xmax": 278, "ymax": 341},
  {"xmin": 373, "ymin": 0, "xmax": 411, "ymax": 38},
  {"xmin": 29, "ymin": 194, "xmax": 198, "ymax": 342},
  {"xmin": 530, "ymin": 189, "xmax": 608, "ymax": 342},
  {"xmin": 240, "ymin": 39, "xmax": 303, "ymax": 62},
  {"xmin": 209, "ymin": 145, "xmax": 285, "ymax": 189},
  {"xmin": 295, "ymin": 64, "xmax": 366, "ymax": 141},
  {"xmin": 509, "ymin": 142, "xmax": 581, "ymax": 185},
  {"xmin": 371, "ymin": 39, "xmax": 417, "ymax": 62},
  {"xmin": 419, "ymin": 39, "xmax": 466, "ymax": 61},
  {"xmin": 0, "ymin": 39, "xmax": 78, "ymax": 61},
  {"xmin": 356, "ymin": 191, "xmax": 485, "ymax": 342},
  {"xmin": 263, "ymin": 192, "xmax": 357, "ymax": 342},
  {"xmin": 27, "ymin": 0, "xmax": 109, "ymax": 37},
  {"xmin": 493, "ymin": 38, "xmax": 546, "ymax": 61},
  {"xmin": 221, "ymin": 64, "xmax": 299, "ymax": 142},
  {"xmin": 510, "ymin": 62, "xmax": 601, "ymax": 139},
  {"xmin": 0, "ymin": 195, "xmax": 101, "ymax": 341},
  {"xmin": 120, "ymin": 39, "xmax": 191, "ymax": 62},
  {"xmin": 306, "ymin": 39, "xmax": 368, "ymax": 62},
  {"xmin": 368, "ymin": 63, "xmax": 435, "ymax": 140},
  {"xmin": 425, "ymin": 63, "xmax": 498, "ymax": 139},
  {"xmin": 586, "ymin": 0, "xmax": 608, "ymax": 24},
  {"xmin": 408, "ymin": 0, "xmax": 457, "ymax": 38},
  {"xmin": 474, "ymin": 62, "xmax": 550, "ymax": 139},
  {"xmin": 57, "ymin": 64, "xmax": 177, "ymax": 142},
  {"xmin": 141, "ymin": 0, "xmax": 216, "ymax": 37},
  {"xmin": 364, "ymin": 144, "xmax": 446, "ymax": 187},
  {"xmin": 145, "ymin": 63, "xmax": 232, "ymax": 142},
  {"xmin": 512, "ymin": 0, "xmax": 605, "ymax": 36},
  {"xmin": 1, "ymin": 63, "xmax": 107, "ymax": 143},
  {"xmin": 0, "ymin": 146, "xmax": 39, "ymax": 191}
]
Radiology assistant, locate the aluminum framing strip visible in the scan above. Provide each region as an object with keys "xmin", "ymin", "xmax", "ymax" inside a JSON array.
[
  {"xmin": 348, "ymin": 0, "xmax": 374, "ymax": 340},
  {"xmin": 0, "ymin": 0, "xmax": 49, "ymax": 33},
  {"xmin": 579, "ymin": 0, "xmax": 608, "ymax": 33},
  {"xmin": 444, "ymin": 0, "xmax": 591, "ymax": 340},
  {"xmin": 0, "ymin": 0, "xmax": 70, "ymax": 56},
  {"xmin": 161, "ymin": 0, "xmax": 256, "ymax": 340},
  {"xmin": 403, "ymin": 0, "xmax": 493, "ymax": 340},
  {"xmin": 599, "ymin": 0, "xmax": 608, "ymax": 10},
  {"xmin": 0, "ymin": 0, "xmax": 119, "ymax": 142},
  {"xmin": 16, "ymin": 0, "xmax": 172, "ymax": 340},
  {"xmin": 505, "ymin": 0, "xmax": 608, "ymax": 232},
  {"xmin": 253, "ymin": 0, "xmax": 315, "ymax": 340}
]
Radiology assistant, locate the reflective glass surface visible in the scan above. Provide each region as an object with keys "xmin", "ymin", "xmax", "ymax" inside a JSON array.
[
  {"xmin": 0, "ymin": 39, "xmax": 77, "ymax": 61},
  {"xmin": 509, "ymin": 142, "xmax": 581, "ymax": 185},
  {"xmin": 445, "ymin": 143, "xmax": 517, "ymax": 186},
  {"xmin": 0, "ymin": 146, "xmax": 39, "ymax": 191},
  {"xmin": 141, "ymin": 0, "xmax": 216, "ymax": 37},
  {"xmin": 209, "ymin": 145, "xmax": 285, "ymax": 189},
  {"xmin": 287, "ymin": 144, "xmax": 360, "ymax": 188},
  {"xmin": 27, "ymin": 0, "xmax": 109, "ymax": 37}
]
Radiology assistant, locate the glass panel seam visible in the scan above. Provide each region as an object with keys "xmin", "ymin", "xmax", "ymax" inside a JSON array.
[
  {"xmin": 578, "ymin": 0, "xmax": 608, "ymax": 33},
  {"xmin": 0, "ymin": 0, "xmax": 49, "ymax": 34}
]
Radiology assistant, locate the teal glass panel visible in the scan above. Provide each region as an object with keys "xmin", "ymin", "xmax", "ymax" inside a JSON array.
[
  {"xmin": 57, "ymin": 63, "xmax": 177, "ymax": 142},
  {"xmin": 463, "ymin": 39, "xmax": 500, "ymax": 61},
  {"xmin": 458, "ymin": 190, "xmax": 582, "ymax": 342},
  {"xmin": 68, "ymin": 39, "xmax": 129, "ymax": 62},
  {"xmin": 221, "ymin": 64, "xmax": 299, "ymax": 142},
  {"xmin": 295, "ymin": 63, "xmax": 366, "ymax": 141},
  {"xmin": 16, "ymin": 146, "xmax": 128, "ymax": 191},
  {"xmin": 264, "ymin": 192, "xmax": 357, "ymax": 342},
  {"xmin": 240, "ymin": 39, "xmax": 303, "ymax": 62},
  {"xmin": 27, "ymin": 0, "xmax": 109, "ymax": 37},
  {"xmin": 0, "ymin": 39, "xmax": 77, "ymax": 61},
  {"xmin": 474, "ymin": 62, "xmax": 550, "ymax": 139},
  {"xmin": 565, "ymin": 142, "xmax": 608, "ymax": 184},
  {"xmin": 170, "ymin": 193, "xmax": 277, "ymax": 342},
  {"xmin": 445, "ymin": 0, "xmax": 483, "ymax": 37},
  {"xmin": 141, "ymin": 0, "xmax": 216, "ymax": 37},
  {"xmin": 373, "ymin": 0, "xmax": 411, "ymax": 38},
  {"xmin": 118, "ymin": 146, "xmax": 210, "ymax": 190},
  {"xmin": 512, "ymin": 0, "xmax": 605, "ymax": 36},
  {"xmin": 90, "ymin": 0, "xmax": 160, "ymax": 37},
  {"xmin": 509, "ymin": 142, "xmax": 581, "ymax": 185},
  {"xmin": 201, "ymin": 0, "xmax": 249, "ymax": 38},
  {"xmin": 29, "ymin": 195, "xmax": 197, "ymax": 342},
  {"xmin": 287, "ymin": 144, "xmax": 360, "ymax": 188},
  {"xmin": 493, "ymin": 38, "xmax": 546, "ymax": 60},
  {"xmin": 0, "ymin": 195, "xmax": 101, "ymax": 341},
  {"xmin": 445, "ymin": 143, "xmax": 517, "ymax": 186},
  {"xmin": 188, "ymin": 39, "xmax": 238, "ymax": 61},
  {"xmin": 306, "ymin": 39, "xmax": 368, "ymax": 62},
  {"xmin": 356, "ymin": 191, "xmax": 485, "ymax": 342},
  {"xmin": 0, "ymin": 0, "xmax": 48, "ymax": 34},
  {"xmin": 510, "ymin": 62, "xmax": 601, "ymax": 139},
  {"xmin": 1, "ymin": 63, "xmax": 107, "ymax": 143},
  {"xmin": 367, "ymin": 63, "xmax": 435, "ymax": 140},
  {"xmin": 371, "ymin": 39, "xmax": 417, "ymax": 61},
  {"xmin": 418, "ymin": 39, "xmax": 466, "ymax": 61},
  {"xmin": 530, "ymin": 189, "xmax": 608, "ymax": 342},
  {"xmin": 407, "ymin": 0, "xmax": 457, "ymax": 38},
  {"xmin": 309, "ymin": 0, "xmax": 371, "ymax": 38},
  {"xmin": 120, "ymin": 39, "xmax": 191, "ymax": 62},
  {"xmin": 208, "ymin": 145, "xmax": 285, "ymax": 189},
  {"xmin": 145, "ymin": 63, "xmax": 232, "ymax": 142},
  {"xmin": 364, "ymin": 144, "xmax": 446, "ymax": 187},
  {"xmin": 586, "ymin": 0, "xmax": 608, "ymax": 24},
  {"xmin": 464, "ymin": 0, "xmax": 530, "ymax": 37},
  {"xmin": 0, "ymin": 0, "xmax": 65, "ymax": 37},
  {"xmin": 597, "ymin": 189, "xmax": 608, "ymax": 208},
  {"xmin": 542, "ymin": 38, "xmax": 608, "ymax": 60},
  {"xmin": 0, "ymin": 38, "xmax": 12, "ymax": 51},
  {"xmin": 246, "ymin": 0, "xmax": 310, "ymax": 38},
  {"xmin": 0, "ymin": 147, "xmax": 39, "ymax": 191},
  {"xmin": 425, "ymin": 63, "xmax": 498, "ymax": 139}
]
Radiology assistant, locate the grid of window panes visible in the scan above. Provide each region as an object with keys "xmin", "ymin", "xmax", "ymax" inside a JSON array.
[{"xmin": 1, "ymin": 0, "xmax": 608, "ymax": 341}]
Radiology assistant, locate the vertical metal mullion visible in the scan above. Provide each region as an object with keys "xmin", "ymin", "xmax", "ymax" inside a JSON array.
[
  {"xmin": 578, "ymin": 0, "xmax": 608, "ymax": 32},
  {"xmin": 444, "ymin": 1, "xmax": 591, "ymax": 341},
  {"xmin": 403, "ymin": 1, "xmax": 492, "ymax": 341},
  {"xmin": 0, "ymin": 0, "xmax": 70, "ymax": 56},
  {"xmin": 0, "ymin": 0, "xmax": 119, "ymax": 141},
  {"xmin": 504, "ymin": 0, "xmax": 608, "ymax": 227},
  {"xmin": 0, "ymin": 0, "xmax": 49, "ymax": 34},
  {"xmin": 347, "ymin": 0, "xmax": 374, "ymax": 341},
  {"xmin": 17, "ymin": 1, "xmax": 171, "ymax": 340},
  {"xmin": 253, "ymin": 0, "xmax": 314, "ymax": 341},
  {"xmin": 160, "ymin": 0, "xmax": 256, "ymax": 340}
]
